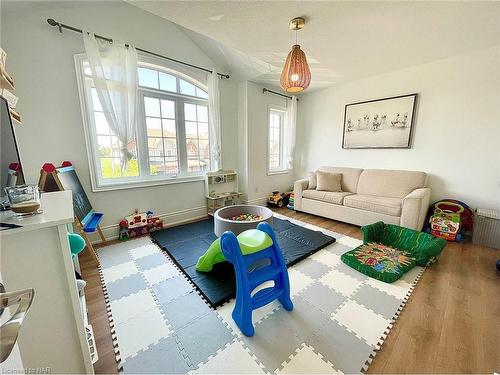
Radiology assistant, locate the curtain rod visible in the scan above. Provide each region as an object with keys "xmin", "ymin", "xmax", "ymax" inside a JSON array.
[
  {"xmin": 262, "ymin": 88, "xmax": 298, "ymax": 101},
  {"xmin": 46, "ymin": 18, "xmax": 230, "ymax": 79}
]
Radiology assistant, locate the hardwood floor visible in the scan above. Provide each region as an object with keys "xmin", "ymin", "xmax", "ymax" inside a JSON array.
[
  {"xmin": 79, "ymin": 247, "xmax": 119, "ymax": 374},
  {"xmin": 80, "ymin": 209, "xmax": 500, "ymax": 374}
]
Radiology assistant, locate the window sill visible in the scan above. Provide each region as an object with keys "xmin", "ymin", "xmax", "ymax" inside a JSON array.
[
  {"xmin": 91, "ymin": 174, "xmax": 205, "ymax": 192},
  {"xmin": 267, "ymin": 169, "xmax": 290, "ymax": 176}
]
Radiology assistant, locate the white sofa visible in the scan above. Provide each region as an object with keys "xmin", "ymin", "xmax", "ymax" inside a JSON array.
[{"xmin": 294, "ymin": 167, "xmax": 431, "ymax": 230}]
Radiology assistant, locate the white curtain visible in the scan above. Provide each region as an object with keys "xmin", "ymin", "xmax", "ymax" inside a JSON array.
[
  {"xmin": 207, "ymin": 69, "xmax": 222, "ymax": 171},
  {"xmin": 286, "ymin": 95, "xmax": 298, "ymax": 169},
  {"xmin": 83, "ymin": 32, "xmax": 138, "ymax": 171}
]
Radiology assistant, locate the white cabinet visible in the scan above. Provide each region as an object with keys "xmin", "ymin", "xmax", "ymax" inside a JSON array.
[{"xmin": 0, "ymin": 191, "xmax": 93, "ymax": 374}]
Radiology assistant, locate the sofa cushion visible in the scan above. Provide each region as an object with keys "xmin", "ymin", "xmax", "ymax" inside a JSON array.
[
  {"xmin": 356, "ymin": 169, "xmax": 427, "ymax": 198},
  {"xmin": 316, "ymin": 171, "xmax": 342, "ymax": 192},
  {"xmin": 308, "ymin": 171, "xmax": 317, "ymax": 189},
  {"xmin": 344, "ymin": 194, "xmax": 402, "ymax": 216},
  {"xmin": 318, "ymin": 166, "xmax": 363, "ymax": 193},
  {"xmin": 302, "ymin": 190, "xmax": 353, "ymax": 205}
]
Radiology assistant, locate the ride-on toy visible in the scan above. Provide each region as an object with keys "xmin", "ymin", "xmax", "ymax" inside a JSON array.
[
  {"xmin": 427, "ymin": 200, "xmax": 473, "ymax": 241},
  {"xmin": 267, "ymin": 191, "xmax": 291, "ymax": 208}
]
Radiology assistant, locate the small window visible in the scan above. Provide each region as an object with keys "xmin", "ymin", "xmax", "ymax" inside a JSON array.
[{"xmin": 268, "ymin": 107, "xmax": 287, "ymax": 173}]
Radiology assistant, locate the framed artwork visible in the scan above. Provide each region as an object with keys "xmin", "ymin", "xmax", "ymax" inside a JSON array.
[{"xmin": 342, "ymin": 93, "xmax": 418, "ymax": 149}]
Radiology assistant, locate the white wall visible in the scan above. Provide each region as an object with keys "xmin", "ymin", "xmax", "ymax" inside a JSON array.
[
  {"xmin": 238, "ymin": 81, "xmax": 295, "ymax": 203},
  {"xmin": 295, "ymin": 46, "xmax": 500, "ymax": 210},
  {"xmin": 1, "ymin": 1, "xmax": 239, "ymax": 238}
]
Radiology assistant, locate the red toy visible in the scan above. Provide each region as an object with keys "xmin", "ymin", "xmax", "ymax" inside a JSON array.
[{"xmin": 119, "ymin": 210, "xmax": 163, "ymax": 239}]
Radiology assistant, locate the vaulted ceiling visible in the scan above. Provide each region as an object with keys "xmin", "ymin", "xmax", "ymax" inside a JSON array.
[{"xmin": 129, "ymin": 1, "xmax": 500, "ymax": 92}]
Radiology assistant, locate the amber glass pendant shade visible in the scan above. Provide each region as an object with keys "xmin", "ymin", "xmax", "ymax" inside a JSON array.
[{"xmin": 280, "ymin": 44, "xmax": 311, "ymax": 93}]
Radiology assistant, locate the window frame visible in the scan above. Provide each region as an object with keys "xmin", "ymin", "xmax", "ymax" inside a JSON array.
[
  {"xmin": 74, "ymin": 54, "xmax": 210, "ymax": 192},
  {"xmin": 267, "ymin": 105, "xmax": 289, "ymax": 175}
]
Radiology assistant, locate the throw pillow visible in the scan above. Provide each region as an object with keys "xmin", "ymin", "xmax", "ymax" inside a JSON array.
[
  {"xmin": 316, "ymin": 171, "xmax": 342, "ymax": 192},
  {"xmin": 308, "ymin": 171, "xmax": 317, "ymax": 190}
]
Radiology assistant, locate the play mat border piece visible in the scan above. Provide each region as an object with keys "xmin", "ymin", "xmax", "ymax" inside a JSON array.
[
  {"xmin": 97, "ymin": 264, "xmax": 124, "ymax": 372},
  {"xmin": 96, "ymin": 213, "xmax": 428, "ymax": 374},
  {"xmin": 361, "ymin": 266, "xmax": 426, "ymax": 373}
]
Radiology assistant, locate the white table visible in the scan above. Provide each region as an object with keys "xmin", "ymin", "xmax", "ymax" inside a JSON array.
[{"xmin": 0, "ymin": 191, "xmax": 93, "ymax": 374}]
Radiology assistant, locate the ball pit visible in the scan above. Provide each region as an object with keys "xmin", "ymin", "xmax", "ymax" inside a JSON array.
[{"xmin": 214, "ymin": 205, "xmax": 273, "ymax": 237}]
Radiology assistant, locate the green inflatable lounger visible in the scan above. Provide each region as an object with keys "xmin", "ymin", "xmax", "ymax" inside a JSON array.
[{"xmin": 341, "ymin": 221, "xmax": 447, "ymax": 283}]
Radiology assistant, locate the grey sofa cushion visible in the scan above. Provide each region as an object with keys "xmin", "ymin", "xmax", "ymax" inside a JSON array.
[{"xmin": 316, "ymin": 171, "xmax": 342, "ymax": 192}]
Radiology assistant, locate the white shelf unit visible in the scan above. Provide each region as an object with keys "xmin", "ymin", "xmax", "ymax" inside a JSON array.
[
  {"xmin": 205, "ymin": 170, "xmax": 242, "ymax": 215},
  {"xmin": 0, "ymin": 191, "xmax": 94, "ymax": 373}
]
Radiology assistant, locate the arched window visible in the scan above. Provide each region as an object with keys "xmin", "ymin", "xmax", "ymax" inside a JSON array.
[{"xmin": 76, "ymin": 57, "xmax": 210, "ymax": 190}]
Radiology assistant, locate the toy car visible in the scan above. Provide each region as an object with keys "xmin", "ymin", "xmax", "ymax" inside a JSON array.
[{"xmin": 267, "ymin": 191, "xmax": 291, "ymax": 208}]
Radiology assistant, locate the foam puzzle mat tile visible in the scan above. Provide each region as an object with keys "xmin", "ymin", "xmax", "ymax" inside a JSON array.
[
  {"xmin": 122, "ymin": 336, "xmax": 192, "ymax": 374},
  {"xmin": 101, "ymin": 261, "xmax": 139, "ymax": 284},
  {"xmin": 325, "ymin": 242, "xmax": 354, "ymax": 256},
  {"xmin": 334, "ymin": 261, "xmax": 371, "ymax": 283},
  {"xmin": 176, "ymin": 312, "xmax": 234, "ymax": 367},
  {"xmin": 309, "ymin": 249, "xmax": 342, "ymax": 268},
  {"xmin": 300, "ymin": 282, "xmax": 347, "ymax": 315},
  {"xmin": 336, "ymin": 236, "xmax": 363, "ymax": 248},
  {"xmin": 293, "ymin": 258, "xmax": 331, "ymax": 280},
  {"xmin": 277, "ymin": 344, "xmax": 341, "ymax": 374},
  {"xmin": 351, "ymin": 284, "xmax": 403, "ymax": 320},
  {"xmin": 288, "ymin": 268, "xmax": 315, "ymax": 297},
  {"xmin": 332, "ymin": 300, "xmax": 390, "ymax": 347},
  {"xmin": 143, "ymin": 262, "xmax": 180, "ymax": 286},
  {"xmin": 114, "ymin": 307, "xmax": 171, "ymax": 360},
  {"xmin": 215, "ymin": 299, "xmax": 240, "ymax": 336},
  {"xmin": 308, "ymin": 318, "xmax": 373, "ymax": 374},
  {"xmin": 98, "ymin": 247, "xmax": 135, "ymax": 269},
  {"xmin": 365, "ymin": 277, "xmax": 411, "ymax": 300},
  {"xmin": 110, "ymin": 289, "xmax": 158, "ymax": 325},
  {"xmin": 319, "ymin": 269, "xmax": 363, "ymax": 297},
  {"xmin": 135, "ymin": 252, "xmax": 169, "ymax": 271},
  {"xmin": 189, "ymin": 339, "xmax": 266, "ymax": 374},
  {"xmin": 106, "ymin": 273, "xmax": 149, "ymax": 302},
  {"xmin": 160, "ymin": 291, "xmax": 212, "ymax": 330},
  {"xmin": 152, "ymin": 276, "xmax": 193, "ymax": 304},
  {"xmin": 129, "ymin": 243, "xmax": 161, "ymax": 260}
]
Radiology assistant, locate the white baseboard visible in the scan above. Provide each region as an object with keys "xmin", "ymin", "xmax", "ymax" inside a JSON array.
[
  {"xmin": 244, "ymin": 196, "xmax": 268, "ymax": 206},
  {"xmin": 88, "ymin": 205, "xmax": 208, "ymax": 243}
]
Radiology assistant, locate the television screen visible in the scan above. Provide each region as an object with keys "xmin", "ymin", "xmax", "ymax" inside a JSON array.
[{"xmin": 1, "ymin": 95, "xmax": 24, "ymax": 197}]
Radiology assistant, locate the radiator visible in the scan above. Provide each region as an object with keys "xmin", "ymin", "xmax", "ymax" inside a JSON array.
[{"xmin": 472, "ymin": 208, "xmax": 500, "ymax": 249}]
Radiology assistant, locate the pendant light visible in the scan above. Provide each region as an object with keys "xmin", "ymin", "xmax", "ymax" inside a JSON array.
[{"xmin": 280, "ymin": 17, "xmax": 311, "ymax": 93}]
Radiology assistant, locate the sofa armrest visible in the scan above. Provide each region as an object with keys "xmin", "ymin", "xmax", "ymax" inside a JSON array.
[
  {"xmin": 400, "ymin": 188, "xmax": 431, "ymax": 231},
  {"xmin": 293, "ymin": 178, "xmax": 309, "ymax": 211},
  {"xmin": 361, "ymin": 221, "xmax": 384, "ymax": 244}
]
